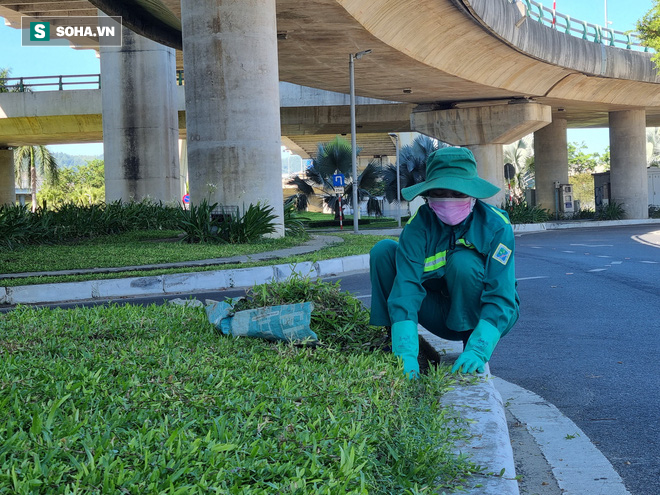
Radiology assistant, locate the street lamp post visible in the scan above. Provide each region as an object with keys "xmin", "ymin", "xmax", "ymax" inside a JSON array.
[
  {"xmin": 388, "ymin": 132, "xmax": 401, "ymax": 228},
  {"xmin": 349, "ymin": 49, "xmax": 371, "ymax": 233}
]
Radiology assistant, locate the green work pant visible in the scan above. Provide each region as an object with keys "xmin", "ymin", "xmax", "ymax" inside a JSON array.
[{"xmin": 369, "ymin": 239, "xmax": 485, "ymax": 342}]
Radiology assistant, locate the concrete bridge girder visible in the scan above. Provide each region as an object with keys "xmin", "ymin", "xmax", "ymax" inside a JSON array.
[{"xmin": 411, "ymin": 101, "xmax": 553, "ymax": 206}]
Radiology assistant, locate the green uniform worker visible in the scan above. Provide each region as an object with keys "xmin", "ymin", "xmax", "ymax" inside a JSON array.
[{"xmin": 369, "ymin": 147, "xmax": 519, "ymax": 378}]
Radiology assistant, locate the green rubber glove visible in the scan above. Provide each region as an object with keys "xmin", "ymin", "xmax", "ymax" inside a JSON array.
[
  {"xmin": 452, "ymin": 320, "xmax": 501, "ymax": 374},
  {"xmin": 391, "ymin": 320, "xmax": 420, "ymax": 379}
]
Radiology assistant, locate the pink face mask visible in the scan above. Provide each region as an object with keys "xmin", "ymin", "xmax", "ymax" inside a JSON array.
[{"xmin": 428, "ymin": 197, "xmax": 476, "ymax": 225}]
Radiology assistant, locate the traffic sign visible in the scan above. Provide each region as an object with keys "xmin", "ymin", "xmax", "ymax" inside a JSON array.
[
  {"xmin": 334, "ymin": 187, "xmax": 345, "ymax": 194},
  {"xmin": 182, "ymin": 194, "xmax": 190, "ymax": 204},
  {"xmin": 332, "ymin": 173, "xmax": 345, "ymax": 188}
]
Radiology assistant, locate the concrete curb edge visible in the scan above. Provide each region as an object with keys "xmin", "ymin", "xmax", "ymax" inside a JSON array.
[
  {"xmin": 419, "ymin": 328, "xmax": 519, "ymax": 495},
  {"xmin": 1, "ymin": 254, "xmax": 372, "ymax": 306}
]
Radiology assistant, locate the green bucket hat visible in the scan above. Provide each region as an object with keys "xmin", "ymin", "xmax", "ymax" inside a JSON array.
[{"xmin": 401, "ymin": 147, "xmax": 500, "ymax": 201}]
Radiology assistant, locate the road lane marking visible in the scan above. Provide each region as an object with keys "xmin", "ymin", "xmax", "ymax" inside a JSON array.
[
  {"xmin": 570, "ymin": 243, "xmax": 613, "ymax": 247},
  {"xmin": 493, "ymin": 378, "xmax": 632, "ymax": 495},
  {"xmin": 517, "ymin": 276, "xmax": 550, "ymax": 281},
  {"xmin": 640, "ymin": 261, "xmax": 658, "ymax": 264},
  {"xmin": 562, "ymin": 250, "xmax": 575, "ymax": 253},
  {"xmin": 588, "ymin": 268, "xmax": 607, "ymax": 272}
]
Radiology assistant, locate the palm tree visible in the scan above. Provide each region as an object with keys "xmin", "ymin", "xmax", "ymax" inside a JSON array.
[
  {"xmin": 503, "ymin": 134, "xmax": 535, "ymax": 196},
  {"xmin": 646, "ymin": 127, "xmax": 660, "ymax": 167},
  {"xmin": 0, "ymin": 68, "xmax": 22, "ymax": 93},
  {"xmin": 381, "ymin": 135, "xmax": 447, "ymax": 204},
  {"xmin": 14, "ymin": 145, "xmax": 59, "ymax": 211},
  {"xmin": 287, "ymin": 135, "xmax": 383, "ymax": 218}
]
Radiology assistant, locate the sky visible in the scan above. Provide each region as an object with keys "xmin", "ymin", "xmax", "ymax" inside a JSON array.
[{"xmin": 0, "ymin": 0, "xmax": 656, "ymax": 156}]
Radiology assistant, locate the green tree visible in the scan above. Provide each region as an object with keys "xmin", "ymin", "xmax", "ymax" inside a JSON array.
[
  {"xmin": 0, "ymin": 67, "xmax": 9, "ymax": 92},
  {"xmin": 381, "ymin": 135, "xmax": 446, "ymax": 204},
  {"xmin": 287, "ymin": 136, "xmax": 382, "ymax": 217},
  {"xmin": 569, "ymin": 172, "xmax": 596, "ymax": 209},
  {"xmin": 599, "ymin": 146, "xmax": 610, "ymax": 170},
  {"xmin": 0, "ymin": 67, "xmax": 22, "ymax": 93},
  {"xmin": 637, "ymin": 2, "xmax": 660, "ymax": 66},
  {"xmin": 39, "ymin": 159, "xmax": 105, "ymax": 207},
  {"xmin": 568, "ymin": 141, "xmax": 600, "ymax": 174},
  {"xmin": 14, "ymin": 145, "xmax": 60, "ymax": 212}
]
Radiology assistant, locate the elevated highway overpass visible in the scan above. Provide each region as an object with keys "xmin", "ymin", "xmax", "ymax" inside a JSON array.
[{"xmin": 1, "ymin": 0, "xmax": 659, "ymax": 225}]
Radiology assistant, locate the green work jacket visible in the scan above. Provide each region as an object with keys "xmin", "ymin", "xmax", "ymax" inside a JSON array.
[{"xmin": 388, "ymin": 200, "xmax": 520, "ymax": 337}]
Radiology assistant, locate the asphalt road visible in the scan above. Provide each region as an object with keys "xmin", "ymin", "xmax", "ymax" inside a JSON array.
[{"xmin": 492, "ymin": 225, "xmax": 660, "ymax": 495}]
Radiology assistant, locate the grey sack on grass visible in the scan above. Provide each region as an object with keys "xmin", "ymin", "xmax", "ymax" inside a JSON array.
[{"xmin": 205, "ymin": 300, "xmax": 318, "ymax": 343}]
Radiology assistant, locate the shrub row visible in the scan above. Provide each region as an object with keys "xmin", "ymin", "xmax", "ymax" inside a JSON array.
[
  {"xmin": 0, "ymin": 200, "xmax": 308, "ymax": 250},
  {"xmin": 0, "ymin": 201, "xmax": 180, "ymax": 249},
  {"xmin": 504, "ymin": 200, "xmax": 628, "ymax": 223}
]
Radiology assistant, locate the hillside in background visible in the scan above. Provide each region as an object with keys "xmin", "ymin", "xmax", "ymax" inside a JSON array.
[{"xmin": 51, "ymin": 152, "xmax": 103, "ymax": 169}]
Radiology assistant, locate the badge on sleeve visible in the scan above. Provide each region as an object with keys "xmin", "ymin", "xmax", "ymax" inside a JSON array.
[{"xmin": 493, "ymin": 243, "xmax": 512, "ymax": 265}]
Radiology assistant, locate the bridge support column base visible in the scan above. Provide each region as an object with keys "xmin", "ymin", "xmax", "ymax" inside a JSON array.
[
  {"xmin": 466, "ymin": 144, "xmax": 505, "ymax": 207},
  {"xmin": 534, "ymin": 118, "xmax": 568, "ymax": 215},
  {"xmin": 181, "ymin": 0, "xmax": 284, "ymax": 237},
  {"xmin": 411, "ymin": 101, "xmax": 551, "ymax": 206},
  {"xmin": 0, "ymin": 149, "xmax": 15, "ymax": 206},
  {"xmin": 610, "ymin": 109, "xmax": 648, "ymax": 219},
  {"xmin": 100, "ymin": 22, "xmax": 180, "ymax": 203}
]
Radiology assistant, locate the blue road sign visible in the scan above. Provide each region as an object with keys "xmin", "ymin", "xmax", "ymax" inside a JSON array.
[
  {"xmin": 332, "ymin": 174, "xmax": 345, "ymax": 188},
  {"xmin": 182, "ymin": 194, "xmax": 190, "ymax": 204}
]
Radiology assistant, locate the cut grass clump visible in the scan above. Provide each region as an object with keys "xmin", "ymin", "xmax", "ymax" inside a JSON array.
[
  {"xmin": 236, "ymin": 275, "xmax": 387, "ymax": 352},
  {"xmin": 0, "ymin": 295, "xmax": 477, "ymax": 492}
]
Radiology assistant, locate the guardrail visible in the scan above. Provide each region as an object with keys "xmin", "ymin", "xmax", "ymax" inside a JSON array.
[
  {"xmin": 0, "ymin": 72, "xmax": 186, "ymax": 91},
  {"xmin": 0, "ymin": 74, "xmax": 102, "ymax": 92},
  {"xmin": 510, "ymin": 0, "xmax": 650, "ymax": 52}
]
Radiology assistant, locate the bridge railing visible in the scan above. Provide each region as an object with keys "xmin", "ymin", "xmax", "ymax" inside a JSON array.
[
  {"xmin": 510, "ymin": 0, "xmax": 650, "ymax": 52},
  {"xmin": 0, "ymin": 74, "xmax": 102, "ymax": 92}
]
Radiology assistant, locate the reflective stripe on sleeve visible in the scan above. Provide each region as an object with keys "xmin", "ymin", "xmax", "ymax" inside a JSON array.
[{"xmin": 424, "ymin": 251, "xmax": 447, "ymax": 272}]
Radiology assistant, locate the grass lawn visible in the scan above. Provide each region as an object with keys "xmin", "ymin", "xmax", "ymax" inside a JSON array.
[
  {"xmin": 1, "ymin": 232, "xmax": 397, "ymax": 287},
  {"xmin": 0, "ymin": 289, "xmax": 478, "ymax": 493},
  {"xmin": 303, "ymin": 213, "xmax": 405, "ymax": 230}
]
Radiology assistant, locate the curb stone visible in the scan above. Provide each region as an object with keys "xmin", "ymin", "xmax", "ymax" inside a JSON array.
[
  {"xmin": 513, "ymin": 218, "xmax": 660, "ymax": 234},
  {"xmin": 0, "ymin": 255, "xmax": 371, "ymax": 306},
  {"xmin": 419, "ymin": 328, "xmax": 519, "ymax": 495}
]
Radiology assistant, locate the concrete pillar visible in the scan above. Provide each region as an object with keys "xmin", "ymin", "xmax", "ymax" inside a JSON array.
[
  {"xmin": 468, "ymin": 144, "xmax": 505, "ymax": 206},
  {"xmin": 0, "ymin": 148, "xmax": 15, "ymax": 206},
  {"xmin": 181, "ymin": 0, "xmax": 284, "ymax": 237},
  {"xmin": 411, "ymin": 101, "xmax": 551, "ymax": 207},
  {"xmin": 609, "ymin": 110, "xmax": 648, "ymax": 219},
  {"xmin": 534, "ymin": 118, "xmax": 568, "ymax": 214},
  {"xmin": 100, "ymin": 23, "xmax": 180, "ymax": 203}
]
